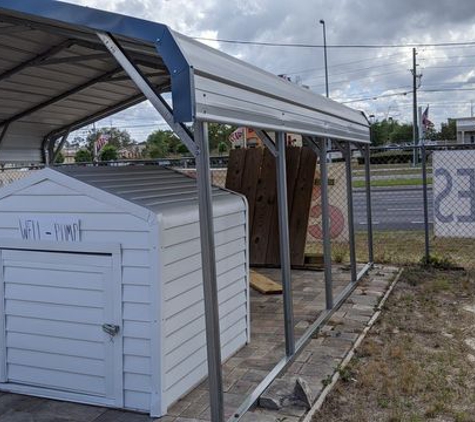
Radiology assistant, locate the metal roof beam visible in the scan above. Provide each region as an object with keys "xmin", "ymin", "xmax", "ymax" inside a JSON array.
[
  {"xmin": 0, "ymin": 123, "xmax": 10, "ymax": 147},
  {"xmin": 0, "ymin": 66, "xmax": 123, "ymax": 129},
  {"xmin": 0, "ymin": 38, "xmax": 74, "ymax": 83},
  {"xmin": 52, "ymin": 127, "xmax": 72, "ymax": 163},
  {"xmin": 98, "ymin": 32, "xmax": 197, "ymax": 156},
  {"xmin": 47, "ymin": 92, "xmax": 147, "ymax": 139},
  {"xmin": 108, "ymin": 72, "xmax": 167, "ymax": 83},
  {"xmin": 72, "ymin": 39, "xmax": 166, "ymax": 70},
  {"xmin": 0, "ymin": 24, "xmax": 32, "ymax": 35},
  {"xmin": 38, "ymin": 53, "xmax": 111, "ymax": 67}
]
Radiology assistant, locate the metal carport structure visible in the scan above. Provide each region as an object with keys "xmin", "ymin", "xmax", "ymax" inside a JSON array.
[{"xmin": 0, "ymin": 1, "xmax": 373, "ymax": 420}]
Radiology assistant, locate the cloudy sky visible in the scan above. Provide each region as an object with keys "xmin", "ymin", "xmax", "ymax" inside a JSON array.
[{"xmin": 68, "ymin": 0, "xmax": 475, "ymax": 141}]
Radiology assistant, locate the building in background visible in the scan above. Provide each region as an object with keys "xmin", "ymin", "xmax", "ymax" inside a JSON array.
[{"xmin": 455, "ymin": 117, "xmax": 475, "ymax": 144}]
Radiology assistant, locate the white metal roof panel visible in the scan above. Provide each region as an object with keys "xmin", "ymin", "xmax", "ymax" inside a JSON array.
[{"xmin": 57, "ymin": 165, "xmax": 239, "ymax": 215}]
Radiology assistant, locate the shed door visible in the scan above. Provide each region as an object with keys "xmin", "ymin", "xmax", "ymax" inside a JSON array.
[{"xmin": 0, "ymin": 250, "xmax": 122, "ymax": 405}]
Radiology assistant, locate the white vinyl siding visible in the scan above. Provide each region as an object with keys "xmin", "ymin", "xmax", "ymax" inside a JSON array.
[
  {"xmin": 0, "ymin": 167, "xmax": 248, "ymax": 416},
  {"xmin": 0, "ymin": 180, "xmax": 152, "ymax": 412},
  {"xmin": 161, "ymin": 206, "xmax": 248, "ymax": 407}
]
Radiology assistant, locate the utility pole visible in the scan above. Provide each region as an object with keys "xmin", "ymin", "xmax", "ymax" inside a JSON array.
[
  {"xmin": 411, "ymin": 48, "xmax": 422, "ymax": 166},
  {"xmin": 412, "ymin": 48, "xmax": 418, "ymax": 148}
]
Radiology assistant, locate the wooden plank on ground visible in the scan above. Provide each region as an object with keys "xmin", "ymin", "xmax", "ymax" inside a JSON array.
[
  {"xmin": 225, "ymin": 148, "xmax": 247, "ymax": 192},
  {"xmin": 251, "ymin": 148, "xmax": 277, "ymax": 265},
  {"xmin": 250, "ymin": 270, "xmax": 282, "ymax": 294},
  {"xmin": 289, "ymin": 146, "xmax": 317, "ymax": 265}
]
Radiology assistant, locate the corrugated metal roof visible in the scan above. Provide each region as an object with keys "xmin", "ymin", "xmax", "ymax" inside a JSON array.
[
  {"xmin": 0, "ymin": 0, "xmax": 369, "ymax": 164},
  {"xmin": 57, "ymin": 165, "xmax": 235, "ymax": 214}
]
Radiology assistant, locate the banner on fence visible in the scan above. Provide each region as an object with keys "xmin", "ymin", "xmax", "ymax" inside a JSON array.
[
  {"xmin": 433, "ymin": 150, "xmax": 475, "ymax": 238},
  {"xmin": 307, "ymin": 163, "xmax": 349, "ymax": 244}
]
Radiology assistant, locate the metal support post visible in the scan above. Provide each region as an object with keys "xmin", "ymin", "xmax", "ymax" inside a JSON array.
[
  {"xmin": 52, "ymin": 128, "xmax": 72, "ymax": 164},
  {"xmin": 344, "ymin": 143, "xmax": 357, "ymax": 282},
  {"xmin": 275, "ymin": 131, "xmax": 295, "ymax": 357},
  {"xmin": 195, "ymin": 121, "xmax": 224, "ymax": 422},
  {"xmin": 318, "ymin": 138, "xmax": 333, "ymax": 310},
  {"xmin": 364, "ymin": 144, "xmax": 374, "ymax": 262}
]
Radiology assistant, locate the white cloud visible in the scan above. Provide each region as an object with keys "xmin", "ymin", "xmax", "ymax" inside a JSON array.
[{"xmin": 66, "ymin": 0, "xmax": 475, "ymax": 139}]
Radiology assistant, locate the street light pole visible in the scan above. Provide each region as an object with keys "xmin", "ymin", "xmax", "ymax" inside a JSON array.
[
  {"xmin": 319, "ymin": 19, "xmax": 331, "ymax": 162},
  {"xmin": 319, "ymin": 19, "xmax": 329, "ymax": 98}
]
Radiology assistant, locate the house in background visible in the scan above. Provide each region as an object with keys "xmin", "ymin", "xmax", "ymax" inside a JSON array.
[{"xmin": 455, "ymin": 117, "xmax": 475, "ymax": 144}]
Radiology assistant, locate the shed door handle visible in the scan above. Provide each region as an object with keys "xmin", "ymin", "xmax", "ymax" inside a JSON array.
[{"xmin": 102, "ymin": 324, "xmax": 120, "ymax": 337}]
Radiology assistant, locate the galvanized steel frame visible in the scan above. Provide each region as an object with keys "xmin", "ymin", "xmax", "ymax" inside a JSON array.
[
  {"xmin": 0, "ymin": 3, "xmax": 373, "ymax": 420},
  {"xmin": 98, "ymin": 32, "xmax": 223, "ymax": 419}
]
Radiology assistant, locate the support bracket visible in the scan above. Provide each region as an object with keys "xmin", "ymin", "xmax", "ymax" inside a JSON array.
[
  {"xmin": 254, "ymin": 129, "xmax": 277, "ymax": 157},
  {"xmin": 97, "ymin": 32, "xmax": 197, "ymax": 156}
]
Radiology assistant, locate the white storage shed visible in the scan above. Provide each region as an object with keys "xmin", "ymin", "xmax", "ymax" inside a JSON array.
[{"xmin": 0, "ymin": 165, "xmax": 249, "ymax": 416}]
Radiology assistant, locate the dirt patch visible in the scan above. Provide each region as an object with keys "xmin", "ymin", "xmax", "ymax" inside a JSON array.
[{"xmin": 313, "ymin": 266, "xmax": 475, "ymax": 422}]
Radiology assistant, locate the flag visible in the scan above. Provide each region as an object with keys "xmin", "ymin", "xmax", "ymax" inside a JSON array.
[
  {"xmin": 228, "ymin": 127, "xmax": 245, "ymax": 143},
  {"xmin": 422, "ymin": 106, "xmax": 433, "ymax": 132},
  {"xmin": 95, "ymin": 133, "xmax": 110, "ymax": 153}
]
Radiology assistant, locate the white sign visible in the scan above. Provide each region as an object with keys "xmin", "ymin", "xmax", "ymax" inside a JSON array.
[
  {"xmin": 19, "ymin": 216, "xmax": 81, "ymax": 242},
  {"xmin": 433, "ymin": 150, "xmax": 475, "ymax": 238}
]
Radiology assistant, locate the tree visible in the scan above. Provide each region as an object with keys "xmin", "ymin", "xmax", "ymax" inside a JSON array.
[
  {"xmin": 144, "ymin": 129, "xmax": 180, "ymax": 158},
  {"xmin": 54, "ymin": 152, "xmax": 65, "ymax": 164},
  {"xmin": 99, "ymin": 144, "xmax": 118, "ymax": 161},
  {"xmin": 370, "ymin": 119, "xmax": 414, "ymax": 145},
  {"xmin": 371, "ymin": 119, "xmax": 398, "ymax": 146},
  {"xmin": 75, "ymin": 149, "xmax": 92, "ymax": 163},
  {"xmin": 389, "ymin": 122, "xmax": 413, "ymax": 144},
  {"xmin": 208, "ymin": 123, "xmax": 235, "ymax": 153},
  {"xmin": 218, "ymin": 141, "xmax": 228, "ymax": 156},
  {"xmin": 438, "ymin": 119, "xmax": 456, "ymax": 141},
  {"xmin": 86, "ymin": 127, "xmax": 133, "ymax": 154}
]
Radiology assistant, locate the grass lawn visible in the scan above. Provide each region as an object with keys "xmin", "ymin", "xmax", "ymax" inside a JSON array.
[
  {"xmin": 353, "ymin": 177, "xmax": 432, "ymax": 189},
  {"xmin": 313, "ymin": 266, "xmax": 475, "ymax": 422},
  {"xmin": 308, "ymin": 230, "xmax": 475, "ymax": 269},
  {"xmin": 306, "ymin": 230, "xmax": 475, "ymax": 421}
]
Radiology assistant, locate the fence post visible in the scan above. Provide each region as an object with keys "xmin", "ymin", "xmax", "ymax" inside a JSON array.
[
  {"xmin": 421, "ymin": 144, "xmax": 430, "ymax": 263},
  {"xmin": 343, "ymin": 143, "xmax": 357, "ymax": 282},
  {"xmin": 319, "ymin": 138, "xmax": 334, "ymax": 310},
  {"xmin": 364, "ymin": 144, "xmax": 374, "ymax": 263}
]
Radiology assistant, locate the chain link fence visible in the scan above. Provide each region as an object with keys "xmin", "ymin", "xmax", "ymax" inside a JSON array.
[
  {"xmin": 0, "ymin": 165, "xmax": 44, "ymax": 188},
  {"xmin": 4, "ymin": 144, "xmax": 473, "ymax": 269},
  {"xmin": 366, "ymin": 143, "xmax": 475, "ymax": 269}
]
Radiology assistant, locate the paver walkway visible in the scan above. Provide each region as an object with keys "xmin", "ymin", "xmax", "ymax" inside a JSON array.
[{"xmin": 0, "ymin": 265, "xmax": 398, "ymax": 422}]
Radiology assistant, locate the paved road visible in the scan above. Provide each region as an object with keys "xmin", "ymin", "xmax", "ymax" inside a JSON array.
[{"xmin": 354, "ymin": 187, "xmax": 433, "ymax": 231}]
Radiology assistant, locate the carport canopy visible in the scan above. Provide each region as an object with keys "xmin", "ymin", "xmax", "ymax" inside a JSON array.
[{"xmin": 0, "ymin": 0, "xmax": 369, "ymax": 164}]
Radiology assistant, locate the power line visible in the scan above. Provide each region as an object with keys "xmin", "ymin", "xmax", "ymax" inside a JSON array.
[
  {"xmin": 304, "ymin": 59, "xmax": 409, "ymax": 81},
  {"xmin": 194, "ymin": 37, "xmax": 475, "ymax": 49},
  {"xmin": 308, "ymin": 68, "xmax": 408, "ymax": 87},
  {"xmin": 280, "ymin": 52, "xmax": 405, "ymax": 76},
  {"xmin": 341, "ymin": 90, "xmax": 411, "ymax": 104}
]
